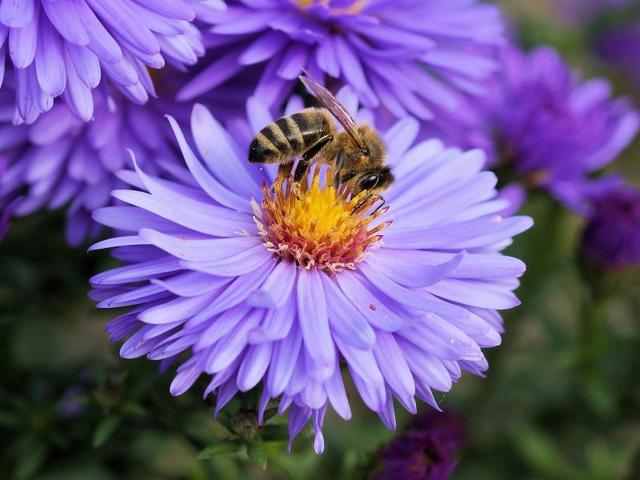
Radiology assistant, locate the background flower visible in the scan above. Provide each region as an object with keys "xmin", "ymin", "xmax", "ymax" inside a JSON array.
[
  {"xmin": 580, "ymin": 185, "xmax": 640, "ymax": 271},
  {"xmin": 90, "ymin": 96, "xmax": 531, "ymax": 453},
  {"xmin": 180, "ymin": 0, "xmax": 505, "ymax": 131},
  {"xmin": 0, "ymin": 0, "xmax": 222, "ymax": 123},
  {"xmin": 373, "ymin": 410, "xmax": 466, "ymax": 480},
  {"xmin": 462, "ymin": 46, "xmax": 639, "ymax": 214},
  {"xmin": 0, "ymin": 81, "xmax": 191, "ymax": 245}
]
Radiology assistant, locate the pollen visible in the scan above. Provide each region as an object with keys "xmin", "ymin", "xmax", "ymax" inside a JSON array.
[
  {"xmin": 253, "ymin": 167, "xmax": 390, "ymax": 275},
  {"xmin": 296, "ymin": 0, "xmax": 367, "ymax": 15}
]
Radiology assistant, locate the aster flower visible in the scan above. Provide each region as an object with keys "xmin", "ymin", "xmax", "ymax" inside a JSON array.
[
  {"xmin": 373, "ymin": 411, "xmax": 466, "ymax": 480},
  {"xmin": 0, "ymin": 0, "xmax": 222, "ymax": 123},
  {"xmin": 0, "ymin": 81, "xmax": 191, "ymax": 245},
  {"xmin": 90, "ymin": 92, "xmax": 531, "ymax": 453},
  {"xmin": 595, "ymin": 24, "xmax": 640, "ymax": 90},
  {"xmin": 466, "ymin": 46, "xmax": 639, "ymax": 214},
  {"xmin": 580, "ymin": 185, "xmax": 640, "ymax": 271},
  {"xmin": 179, "ymin": 0, "xmax": 505, "ymax": 127}
]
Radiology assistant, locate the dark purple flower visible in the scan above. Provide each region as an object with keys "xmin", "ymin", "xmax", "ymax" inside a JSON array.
[
  {"xmin": 0, "ymin": 81, "xmax": 191, "ymax": 245},
  {"xmin": 595, "ymin": 24, "xmax": 640, "ymax": 90},
  {"xmin": 0, "ymin": 0, "xmax": 220, "ymax": 123},
  {"xmin": 90, "ymin": 91, "xmax": 531, "ymax": 453},
  {"xmin": 57, "ymin": 385, "xmax": 87, "ymax": 419},
  {"xmin": 581, "ymin": 185, "xmax": 640, "ymax": 271},
  {"xmin": 374, "ymin": 411, "xmax": 466, "ymax": 480},
  {"xmin": 180, "ymin": 0, "xmax": 505, "ymax": 129},
  {"xmin": 465, "ymin": 46, "xmax": 639, "ymax": 214}
]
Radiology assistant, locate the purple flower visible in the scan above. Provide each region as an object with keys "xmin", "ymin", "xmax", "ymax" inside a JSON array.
[
  {"xmin": 581, "ymin": 185, "xmax": 640, "ymax": 271},
  {"xmin": 0, "ymin": 82, "xmax": 191, "ymax": 245},
  {"xmin": 467, "ymin": 46, "xmax": 639, "ymax": 214},
  {"xmin": 373, "ymin": 411, "xmax": 466, "ymax": 480},
  {"xmin": 179, "ymin": 0, "xmax": 505, "ymax": 127},
  {"xmin": 595, "ymin": 25, "xmax": 640, "ymax": 90},
  {"xmin": 0, "ymin": 0, "xmax": 221, "ymax": 123},
  {"xmin": 90, "ymin": 93, "xmax": 531, "ymax": 453}
]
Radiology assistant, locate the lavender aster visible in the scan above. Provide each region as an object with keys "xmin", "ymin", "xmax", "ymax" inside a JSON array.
[
  {"xmin": 180, "ymin": 0, "xmax": 505, "ymax": 126},
  {"xmin": 90, "ymin": 92, "xmax": 531, "ymax": 453},
  {"xmin": 0, "ymin": 0, "xmax": 221, "ymax": 123},
  {"xmin": 595, "ymin": 24, "xmax": 640, "ymax": 91},
  {"xmin": 373, "ymin": 411, "xmax": 466, "ymax": 480},
  {"xmin": 471, "ymin": 46, "xmax": 639, "ymax": 213},
  {"xmin": 0, "ymin": 82, "xmax": 191, "ymax": 245},
  {"xmin": 581, "ymin": 185, "xmax": 640, "ymax": 271}
]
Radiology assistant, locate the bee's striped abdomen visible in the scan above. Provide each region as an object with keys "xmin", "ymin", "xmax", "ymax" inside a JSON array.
[{"xmin": 248, "ymin": 108, "xmax": 332, "ymax": 165}]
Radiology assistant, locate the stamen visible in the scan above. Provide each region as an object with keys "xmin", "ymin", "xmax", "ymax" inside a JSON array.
[{"xmin": 254, "ymin": 167, "xmax": 389, "ymax": 274}]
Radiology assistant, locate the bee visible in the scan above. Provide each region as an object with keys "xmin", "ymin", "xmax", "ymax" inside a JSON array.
[{"xmin": 248, "ymin": 73, "xmax": 393, "ymax": 209}]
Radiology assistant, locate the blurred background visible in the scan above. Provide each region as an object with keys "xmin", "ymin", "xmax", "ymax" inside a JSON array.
[{"xmin": 2, "ymin": 1, "xmax": 640, "ymax": 479}]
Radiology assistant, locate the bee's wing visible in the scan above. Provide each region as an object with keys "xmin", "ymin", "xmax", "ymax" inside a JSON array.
[{"xmin": 299, "ymin": 73, "xmax": 364, "ymax": 149}]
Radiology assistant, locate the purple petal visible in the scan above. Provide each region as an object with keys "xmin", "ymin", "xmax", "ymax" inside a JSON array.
[
  {"xmin": 365, "ymin": 249, "xmax": 463, "ymax": 288},
  {"xmin": 166, "ymin": 113, "xmax": 252, "ymax": 211},
  {"xmin": 335, "ymin": 271, "xmax": 408, "ymax": 332},
  {"xmin": 237, "ymin": 342, "xmax": 272, "ymax": 391},
  {"xmin": 0, "ymin": 0, "xmax": 35, "ymax": 27},
  {"xmin": 9, "ymin": 6, "xmax": 38, "ymax": 68},
  {"xmin": 35, "ymin": 16, "xmax": 66, "ymax": 96},
  {"xmin": 170, "ymin": 362, "xmax": 200, "ymax": 396},
  {"xmin": 239, "ymin": 30, "xmax": 288, "ymax": 65},
  {"xmin": 267, "ymin": 326, "xmax": 303, "ymax": 397},
  {"xmin": 247, "ymin": 260, "xmax": 296, "ymax": 309},
  {"xmin": 203, "ymin": 310, "xmax": 262, "ymax": 374},
  {"xmin": 427, "ymin": 278, "xmax": 521, "ymax": 310},
  {"xmin": 322, "ymin": 275, "xmax": 376, "ymax": 350},
  {"xmin": 41, "ymin": 0, "xmax": 89, "ymax": 45},
  {"xmin": 189, "ymin": 104, "xmax": 260, "ymax": 198},
  {"xmin": 373, "ymin": 331, "xmax": 415, "ymax": 403},
  {"xmin": 86, "ymin": 0, "xmax": 160, "ymax": 55},
  {"xmin": 296, "ymin": 269, "xmax": 336, "ymax": 381},
  {"xmin": 324, "ymin": 365, "xmax": 351, "ymax": 420}
]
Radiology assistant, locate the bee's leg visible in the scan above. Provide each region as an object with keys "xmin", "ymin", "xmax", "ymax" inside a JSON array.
[
  {"xmin": 351, "ymin": 193, "xmax": 385, "ymax": 216},
  {"xmin": 371, "ymin": 195, "xmax": 386, "ymax": 215},
  {"xmin": 278, "ymin": 162, "xmax": 294, "ymax": 180},
  {"xmin": 294, "ymin": 134, "xmax": 333, "ymax": 183},
  {"xmin": 351, "ymin": 193, "xmax": 373, "ymax": 215},
  {"xmin": 333, "ymin": 150, "xmax": 345, "ymax": 188}
]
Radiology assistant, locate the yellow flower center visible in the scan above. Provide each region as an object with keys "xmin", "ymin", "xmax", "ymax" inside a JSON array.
[
  {"xmin": 253, "ymin": 167, "xmax": 389, "ymax": 275},
  {"xmin": 295, "ymin": 0, "xmax": 367, "ymax": 15}
]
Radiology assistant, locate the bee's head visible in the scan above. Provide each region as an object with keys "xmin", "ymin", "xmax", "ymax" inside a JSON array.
[
  {"xmin": 355, "ymin": 125, "xmax": 386, "ymax": 166},
  {"xmin": 352, "ymin": 166, "xmax": 394, "ymax": 196}
]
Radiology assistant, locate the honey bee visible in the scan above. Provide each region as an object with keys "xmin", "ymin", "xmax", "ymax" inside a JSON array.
[{"xmin": 248, "ymin": 73, "xmax": 394, "ymax": 209}]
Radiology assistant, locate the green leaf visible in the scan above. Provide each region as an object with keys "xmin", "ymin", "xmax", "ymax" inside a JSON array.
[
  {"xmin": 514, "ymin": 424, "xmax": 578, "ymax": 479},
  {"xmin": 0, "ymin": 410, "xmax": 20, "ymax": 428},
  {"xmin": 196, "ymin": 439, "xmax": 244, "ymax": 460},
  {"xmin": 261, "ymin": 407, "xmax": 279, "ymax": 424},
  {"xmin": 247, "ymin": 437, "xmax": 267, "ymax": 469},
  {"xmin": 92, "ymin": 416, "xmax": 120, "ymax": 448},
  {"xmin": 15, "ymin": 441, "xmax": 47, "ymax": 480},
  {"xmin": 261, "ymin": 424, "xmax": 289, "ymax": 442}
]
